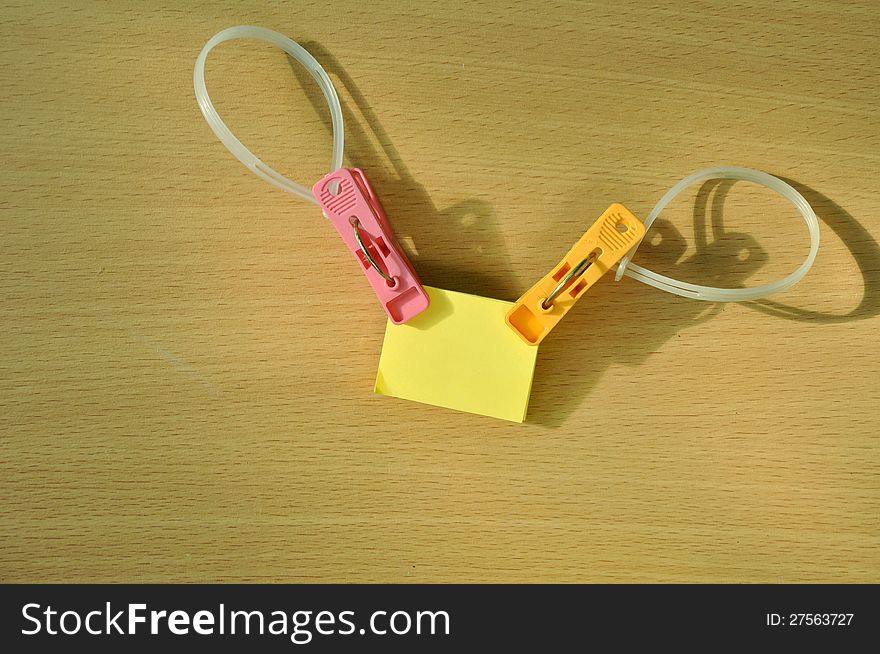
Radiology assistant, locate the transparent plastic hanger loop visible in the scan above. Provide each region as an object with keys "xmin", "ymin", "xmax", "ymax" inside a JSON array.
[
  {"xmin": 615, "ymin": 166, "xmax": 820, "ymax": 302},
  {"xmin": 194, "ymin": 25, "xmax": 345, "ymax": 205}
]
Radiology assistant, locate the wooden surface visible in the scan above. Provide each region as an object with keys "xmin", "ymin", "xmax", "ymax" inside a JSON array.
[{"xmin": 1, "ymin": 1, "xmax": 878, "ymax": 583}]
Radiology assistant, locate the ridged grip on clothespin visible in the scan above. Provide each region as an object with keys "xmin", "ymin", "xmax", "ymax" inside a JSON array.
[{"xmin": 506, "ymin": 203, "xmax": 646, "ymax": 345}]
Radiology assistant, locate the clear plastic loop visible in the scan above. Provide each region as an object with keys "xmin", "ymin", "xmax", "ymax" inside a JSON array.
[
  {"xmin": 194, "ymin": 25, "xmax": 344, "ymax": 205},
  {"xmin": 615, "ymin": 166, "xmax": 820, "ymax": 301}
]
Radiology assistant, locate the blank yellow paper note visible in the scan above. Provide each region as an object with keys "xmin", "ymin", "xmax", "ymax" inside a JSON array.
[{"xmin": 375, "ymin": 286, "xmax": 539, "ymax": 422}]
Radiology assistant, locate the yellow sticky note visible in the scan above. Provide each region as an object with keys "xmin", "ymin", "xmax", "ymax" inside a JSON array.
[{"xmin": 375, "ymin": 286, "xmax": 539, "ymax": 422}]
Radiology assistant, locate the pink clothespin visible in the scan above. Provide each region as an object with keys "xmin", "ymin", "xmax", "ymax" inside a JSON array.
[{"xmin": 313, "ymin": 168, "xmax": 430, "ymax": 324}]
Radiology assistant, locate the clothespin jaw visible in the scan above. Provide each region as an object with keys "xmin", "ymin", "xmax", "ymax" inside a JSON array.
[
  {"xmin": 313, "ymin": 168, "xmax": 429, "ymax": 324},
  {"xmin": 506, "ymin": 203, "xmax": 646, "ymax": 345}
]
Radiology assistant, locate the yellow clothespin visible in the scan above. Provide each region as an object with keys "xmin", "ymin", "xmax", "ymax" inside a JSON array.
[{"xmin": 506, "ymin": 204, "xmax": 646, "ymax": 345}]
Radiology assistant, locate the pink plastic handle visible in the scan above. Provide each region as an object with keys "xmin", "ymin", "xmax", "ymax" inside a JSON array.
[{"xmin": 313, "ymin": 168, "xmax": 430, "ymax": 324}]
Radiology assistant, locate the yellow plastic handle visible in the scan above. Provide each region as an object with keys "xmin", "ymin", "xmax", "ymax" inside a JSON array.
[{"xmin": 506, "ymin": 204, "xmax": 646, "ymax": 345}]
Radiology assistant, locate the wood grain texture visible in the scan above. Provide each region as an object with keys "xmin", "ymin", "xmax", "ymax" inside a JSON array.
[{"xmin": 1, "ymin": 0, "xmax": 878, "ymax": 582}]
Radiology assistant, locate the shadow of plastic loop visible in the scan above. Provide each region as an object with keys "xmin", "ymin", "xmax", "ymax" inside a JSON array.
[
  {"xmin": 288, "ymin": 42, "xmax": 518, "ymax": 302},
  {"xmin": 746, "ymin": 178, "xmax": 880, "ymax": 323}
]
